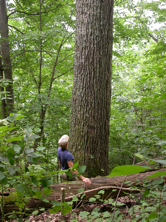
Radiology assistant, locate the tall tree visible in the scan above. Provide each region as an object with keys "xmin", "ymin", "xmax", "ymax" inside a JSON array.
[
  {"xmin": 69, "ymin": 0, "xmax": 114, "ymax": 177},
  {"xmin": 0, "ymin": 0, "xmax": 14, "ymax": 117},
  {"xmin": 7, "ymin": 0, "xmax": 75, "ymax": 147}
]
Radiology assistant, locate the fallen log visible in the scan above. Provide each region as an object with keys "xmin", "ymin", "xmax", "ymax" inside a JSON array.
[{"xmin": 0, "ymin": 168, "xmax": 165, "ymax": 217}]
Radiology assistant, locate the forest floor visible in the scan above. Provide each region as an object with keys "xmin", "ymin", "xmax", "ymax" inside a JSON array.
[
  {"xmin": 11, "ymin": 193, "xmax": 149, "ymax": 222},
  {"xmin": 9, "ymin": 163, "xmax": 166, "ymax": 221}
]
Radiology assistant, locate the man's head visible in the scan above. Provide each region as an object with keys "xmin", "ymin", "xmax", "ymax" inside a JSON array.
[{"xmin": 58, "ymin": 135, "xmax": 69, "ymax": 150}]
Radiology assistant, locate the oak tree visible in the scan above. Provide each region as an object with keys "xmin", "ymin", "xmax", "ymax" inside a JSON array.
[{"xmin": 69, "ymin": 0, "xmax": 114, "ymax": 177}]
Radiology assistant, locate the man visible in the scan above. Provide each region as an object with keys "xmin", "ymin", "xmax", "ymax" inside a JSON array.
[{"xmin": 57, "ymin": 135, "xmax": 91, "ymax": 185}]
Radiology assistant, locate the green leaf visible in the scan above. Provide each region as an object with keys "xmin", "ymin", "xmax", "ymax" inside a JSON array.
[
  {"xmin": 31, "ymin": 176, "xmax": 38, "ymax": 186},
  {"xmin": 0, "ymin": 172, "xmax": 6, "ymax": 180},
  {"xmin": 158, "ymin": 215, "xmax": 166, "ymax": 222},
  {"xmin": 17, "ymin": 218, "xmax": 23, "ymax": 222},
  {"xmin": 0, "ymin": 126, "xmax": 8, "ymax": 132},
  {"xmin": 16, "ymin": 184, "xmax": 26, "ymax": 193},
  {"xmin": 89, "ymin": 197, "xmax": 96, "ymax": 202},
  {"xmin": 14, "ymin": 145, "xmax": 21, "ymax": 153},
  {"xmin": 108, "ymin": 165, "xmax": 147, "ymax": 177},
  {"xmin": 72, "ymin": 162, "xmax": 79, "ymax": 169},
  {"xmin": 72, "ymin": 195, "xmax": 78, "ymax": 201},
  {"xmin": 25, "ymin": 148, "xmax": 34, "ymax": 154},
  {"xmin": 0, "ymin": 146, "xmax": 8, "ymax": 150},
  {"xmin": 66, "ymin": 170, "xmax": 72, "ymax": 179},
  {"xmin": 6, "ymin": 114, "xmax": 24, "ymax": 122},
  {"xmin": 79, "ymin": 211, "xmax": 90, "ymax": 219},
  {"xmin": 36, "ymin": 146, "xmax": 45, "ymax": 151},
  {"xmin": 0, "ymin": 132, "xmax": 6, "ymax": 137},
  {"xmin": 8, "ymin": 166, "xmax": 15, "ymax": 175},
  {"xmin": 40, "ymin": 178, "xmax": 53, "ymax": 187},
  {"xmin": 146, "ymin": 171, "xmax": 166, "ymax": 179},
  {"xmin": 6, "ymin": 136, "xmax": 23, "ymax": 142},
  {"xmin": 8, "ymin": 126, "xmax": 17, "ymax": 131},
  {"xmin": 81, "ymin": 193, "xmax": 86, "ymax": 200},
  {"xmin": 6, "ymin": 114, "xmax": 17, "ymax": 122},
  {"xmin": 51, "ymin": 201, "xmax": 62, "ymax": 206},
  {"xmin": 0, "ymin": 164, "xmax": 6, "ymax": 168},
  {"xmin": 49, "ymin": 206, "xmax": 61, "ymax": 214},
  {"xmin": 77, "ymin": 187, "xmax": 84, "ymax": 193},
  {"xmin": 77, "ymin": 165, "xmax": 86, "ymax": 174},
  {"xmin": 146, "ymin": 212, "xmax": 157, "ymax": 221},
  {"xmin": 151, "ymin": 159, "xmax": 166, "ymax": 165},
  {"xmin": 143, "ymin": 189, "xmax": 150, "ymax": 197},
  {"xmin": 34, "ymin": 190, "xmax": 43, "ymax": 198},
  {"xmin": 135, "ymin": 153, "xmax": 144, "ymax": 160},
  {"xmin": 29, "ymin": 134, "xmax": 40, "ymax": 140},
  {"xmin": 33, "ymin": 153, "xmax": 44, "ymax": 157},
  {"xmin": 43, "ymin": 187, "xmax": 51, "ymax": 195},
  {"xmin": 42, "ymin": 198, "xmax": 49, "ymax": 203},
  {"xmin": 7, "ymin": 147, "xmax": 15, "ymax": 165},
  {"xmin": 103, "ymin": 211, "xmax": 111, "ymax": 218},
  {"xmin": 62, "ymin": 205, "xmax": 72, "ymax": 215},
  {"xmin": 15, "ymin": 114, "xmax": 24, "ymax": 120},
  {"xmin": 156, "ymin": 141, "xmax": 166, "ymax": 146},
  {"xmin": 94, "ymin": 195, "xmax": 100, "ymax": 199},
  {"xmin": 0, "ymin": 176, "xmax": 7, "ymax": 184},
  {"xmin": 98, "ymin": 190, "xmax": 105, "ymax": 194},
  {"xmin": 32, "ymin": 210, "xmax": 39, "ymax": 215}
]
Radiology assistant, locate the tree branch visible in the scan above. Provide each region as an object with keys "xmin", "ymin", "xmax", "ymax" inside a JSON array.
[
  {"xmin": 134, "ymin": 16, "xmax": 159, "ymax": 43},
  {"xmin": 53, "ymin": 67, "xmax": 73, "ymax": 81},
  {"xmin": 8, "ymin": 11, "xmax": 17, "ymax": 18},
  {"xmin": 29, "ymin": 69, "xmax": 38, "ymax": 89},
  {"xmin": 8, "ymin": 4, "xmax": 61, "ymax": 18},
  {"xmin": 11, "ymin": 50, "xmax": 54, "ymax": 61},
  {"xmin": 8, "ymin": 24, "xmax": 24, "ymax": 34},
  {"xmin": 126, "ymin": 16, "xmax": 159, "ymax": 43},
  {"xmin": 148, "ymin": 33, "xmax": 158, "ymax": 43},
  {"xmin": 47, "ymin": 36, "xmax": 66, "ymax": 97},
  {"xmin": 56, "ymin": 53, "xmax": 74, "ymax": 67},
  {"xmin": 63, "ymin": 185, "xmax": 140, "ymax": 202}
]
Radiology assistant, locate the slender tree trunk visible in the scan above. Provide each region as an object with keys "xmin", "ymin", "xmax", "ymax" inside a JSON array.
[
  {"xmin": 0, "ymin": 0, "xmax": 14, "ymax": 116},
  {"xmin": 69, "ymin": 0, "xmax": 114, "ymax": 177},
  {"xmin": 0, "ymin": 49, "xmax": 7, "ymax": 118},
  {"xmin": 34, "ymin": 0, "xmax": 45, "ymax": 148}
]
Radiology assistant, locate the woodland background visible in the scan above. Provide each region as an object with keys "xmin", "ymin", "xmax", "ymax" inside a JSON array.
[{"xmin": 1, "ymin": 0, "xmax": 165, "ymax": 167}]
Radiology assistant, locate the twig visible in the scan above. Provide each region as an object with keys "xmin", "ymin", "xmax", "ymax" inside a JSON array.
[
  {"xmin": 53, "ymin": 67, "xmax": 73, "ymax": 81},
  {"xmin": 111, "ymin": 176, "xmax": 127, "ymax": 222},
  {"xmin": 61, "ymin": 185, "xmax": 140, "ymax": 202},
  {"xmin": 61, "ymin": 188, "xmax": 66, "ymax": 214},
  {"xmin": 1, "ymin": 185, "xmax": 4, "ymax": 222}
]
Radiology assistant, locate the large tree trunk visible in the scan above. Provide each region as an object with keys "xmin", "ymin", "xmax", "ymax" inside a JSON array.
[
  {"xmin": 69, "ymin": 0, "xmax": 114, "ymax": 177},
  {"xmin": 0, "ymin": 0, "xmax": 14, "ymax": 116}
]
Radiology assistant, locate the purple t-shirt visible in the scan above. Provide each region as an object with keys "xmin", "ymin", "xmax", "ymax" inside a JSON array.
[{"xmin": 57, "ymin": 147, "xmax": 74, "ymax": 170}]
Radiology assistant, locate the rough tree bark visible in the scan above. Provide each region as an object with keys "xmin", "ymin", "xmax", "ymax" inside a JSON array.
[
  {"xmin": 69, "ymin": 0, "xmax": 114, "ymax": 177},
  {"xmin": 0, "ymin": 0, "xmax": 14, "ymax": 117}
]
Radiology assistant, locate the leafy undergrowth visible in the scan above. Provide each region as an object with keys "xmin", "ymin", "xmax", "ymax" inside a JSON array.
[
  {"xmin": 11, "ymin": 188, "xmax": 166, "ymax": 222},
  {"xmin": 11, "ymin": 196, "xmax": 138, "ymax": 222}
]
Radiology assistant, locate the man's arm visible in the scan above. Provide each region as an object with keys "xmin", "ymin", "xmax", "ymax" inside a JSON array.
[{"xmin": 67, "ymin": 160, "xmax": 91, "ymax": 185}]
